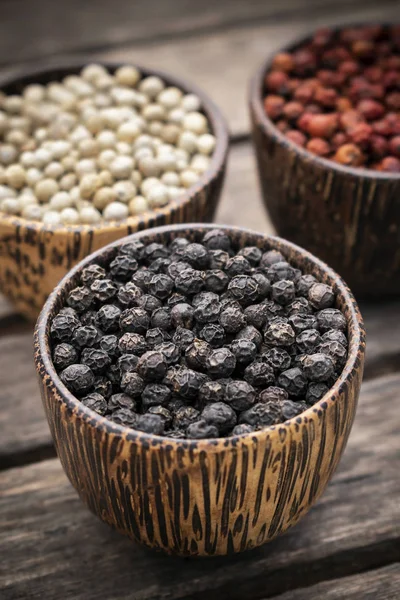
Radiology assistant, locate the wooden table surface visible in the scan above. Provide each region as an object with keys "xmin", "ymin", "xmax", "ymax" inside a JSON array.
[{"xmin": 0, "ymin": 1, "xmax": 399, "ymax": 598}]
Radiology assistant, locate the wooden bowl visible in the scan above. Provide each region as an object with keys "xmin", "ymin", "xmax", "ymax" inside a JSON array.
[
  {"xmin": 34, "ymin": 223, "xmax": 366, "ymax": 557},
  {"xmin": 0, "ymin": 61, "xmax": 229, "ymax": 320},
  {"xmin": 249, "ymin": 32, "xmax": 400, "ymax": 299}
]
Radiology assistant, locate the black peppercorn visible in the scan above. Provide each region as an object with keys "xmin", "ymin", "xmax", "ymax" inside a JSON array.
[
  {"xmin": 225, "ymin": 379, "xmax": 256, "ymax": 411},
  {"xmin": 108, "ymin": 392, "xmax": 136, "ymax": 412},
  {"xmin": 309, "ymin": 283, "xmax": 335, "ymax": 310},
  {"xmin": 261, "ymin": 347, "xmax": 292, "ymax": 372},
  {"xmin": 185, "ymin": 338, "xmax": 212, "ymax": 371},
  {"xmin": 186, "ymin": 420, "xmax": 219, "ymax": 439},
  {"xmin": 141, "ymin": 243, "xmax": 169, "ymax": 265},
  {"xmin": 230, "ymin": 339, "xmax": 257, "ymax": 365},
  {"xmin": 112, "ymin": 408, "xmax": 139, "ymax": 427},
  {"xmin": 142, "ymin": 383, "xmax": 171, "ymax": 409},
  {"xmin": 138, "ymin": 294, "xmax": 163, "ymax": 314},
  {"xmin": 219, "ymin": 303, "xmax": 247, "ymax": 333},
  {"xmin": 119, "ymin": 240, "xmax": 145, "ymax": 259},
  {"xmin": 148, "ymin": 257, "xmax": 171, "ymax": 274},
  {"xmin": 72, "ymin": 325, "xmax": 101, "ymax": 349},
  {"xmin": 244, "ymin": 304, "xmax": 269, "ymax": 329},
  {"xmin": 252, "ymin": 273, "xmax": 271, "ymax": 298},
  {"xmin": 155, "ymin": 342, "xmax": 180, "ymax": 366},
  {"xmin": 82, "ymin": 392, "xmax": 108, "ymax": 415},
  {"xmin": 207, "ymin": 348, "xmax": 236, "ymax": 378},
  {"xmin": 117, "ymin": 282, "xmax": 142, "ymax": 308},
  {"xmin": 80, "ymin": 310, "xmax": 97, "ymax": 326},
  {"xmin": 238, "ymin": 246, "xmax": 262, "ymax": 266},
  {"xmin": 118, "ymin": 332, "xmax": 147, "ymax": 355},
  {"xmin": 303, "ymin": 353, "xmax": 335, "ymax": 382},
  {"xmin": 120, "ymin": 307, "xmax": 149, "ymax": 334},
  {"xmin": 93, "ymin": 375, "xmax": 113, "ymax": 399},
  {"xmin": 60, "ymin": 364, "xmax": 95, "ymax": 395},
  {"xmin": 272, "ymin": 279, "xmax": 295, "ymax": 305},
  {"xmin": 209, "ymin": 249, "xmax": 229, "ymax": 270},
  {"xmin": 109, "ymin": 254, "xmax": 138, "ymax": 282},
  {"xmin": 194, "ymin": 295, "xmax": 221, "ymax": 324},
  {"xmin": 232, "ymin": 423, "xmax": 254, "ymax": 435},
  {"xmin": 148, "ymin": 274, "xmax": 174, "ymax": 300},
  {"xmin": 202, "ymin": 402, "xmax": 237, "ymax": 434},
  {"xmin": 172, "ymin": 327, "xmax": 195, "ymax": 351},
  {"xmin": 228, "ymin": 275, "xmax": 260, "ymax": 305},
  {"xmin": 131, "ymin": 268, "xmax": 152, "ymax": 291},
  {"xmin": 296, "ymin": 329, "xmax": 322, "ymax": 354},
  {"xmin": 150, "ymin": 307, "xmax": 172, "ymax": 330},
  {"xmin": 278, "ymin": 367, "xmax": 308, "ymax": 397},
  {"xmin": 264, "ymin": 322, "xmax": 296, "ymax": 346},
  {"xmin": 137, "ymin": 350, "xmax": 168, "ymax": 381},
  {"xmin": 225, "ymin": 255, "xmax": 252, "ymax": 277},
  {"xmin": 258, "ymin": 386, "xmax": 288, "ymax": 403},
  {"xmin": 288, "ymin": 313, "xmax": 317, "ymax": 333},
  {"xmin": 316, "ymin": 309, "xmax": 347, "ymax": 332},
  {"xmin": 81, "ymin": 264, "xmax": 106, "ymax": 287},
  {"xmin": 95, "ymin": 304, "xmax": 121, "ymax": 333},
  {"xmin": 260, "ymin": 250, "xmax": 285, "ymax": 269},
  {"xmin": 53, "ymin": 343, "xmax": 78, "ymax": 371},
  {"xmin": 90, "ymin": 278, "xmax": 118, "ymax": 302},
  {"xmin": 120, "ymin": 371, "xmax": 145, "ymax": 397},
  {"xmin": 171, "ymin": 303, "xmax": 194, "ymax": 329},
  {"xmin": 199, "ymin": 323, "xmax": 226, "ymax": 347},
  {"xmin": 198, "ymin": 380, "xmax": 225, "ymax": 407},
  {"xmin": 81, "ymin": 348, "xmax": 111, "ymax": 374},
  {"xmin": 167, "ymin": 367, "xmax": 207, "ymax": 400},
  {"xmin": 321, "ymin": 329, "xmax": 348, "ymax": 347},
  {"xmin": 306, "ymin": 382, "xmax": 329, "ymax": 404},
  {"xmin": 148, "ymin": 405, "xmax": 172, "ymax": 426},
  {"xmin": 204, "ymin": 269, "xmax": 229, "ymax": 293},
  {"xmin": 118, "ymin": 353, "xmax": 139, "ymax": 374},
  {"xmin": 296, "ymin": 274, "xmax": 317, "ymax": 297},
  {"xmin": 318, "ymin": 340, "xmax": 347, "ymax": 367},
  {"xmin": 239, "ymin": 402, "xmax": 281, "ymax": 427},
  {"xmin": 50, "ymin": 312, "xmax": 80, "ymax": 342},
  {"xmin": 67, "ymin": 286, "xmax": 94, "ymax": 313},
  {"xmin": 236, "ymin": 325, "xmax": 263, "ymax": 349},
  {"xmin": 267, "ymin": 261, "xmax": 299, "ymax": 283},
  {"xmin": 99, "ymin": 334, "xmax": 120, "ymax": 358},
  {"xmin": 281, "ymin": 400, "xmax": 307, "ymax": 420},
  {"xmin": 202, "ymin": 229, "xmax": 231, "ymax": 251},
  {"xmin": 136, "ymin": 413, "xmax": 165, "ymax": 435},
  {"xmin": 244, "ymin": 360, "xmax": 275, "ymax": 387},
  {"xmin": 146, "ymin": 328, "xmax": 168, "ymax": 349}
]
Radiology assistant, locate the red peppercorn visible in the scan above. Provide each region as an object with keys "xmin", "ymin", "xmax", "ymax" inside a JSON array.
[
  {"xmin": 386, "ymin": 113, "xmax": 400, "ymax": 135},
  {"xmin": 340, "ymin": 110, "xmax": 365, "ymax": 131},
  {"xmin": 275, "ymin": 119, "xmax": 290, "ymax": 133},
  {"xmin": 334, "ymin": 143, "xmax": 364, "ymax": 167},
  {"xmin": 383, "ymin": 70, "xmax": 400, "ymax": 90},
  {"xmin": 311, "ymin": 28, "xmax": 333, "ymax": 48},
  {"xmin": 271, "ymin": 52, "xmax": 295, "ymax": 73},
  {"xmin": 286, "ymin": 130, "xmax": 307, "ymax": 147},
  {"xmin": 375, "ymin": 122, "xmax": 391, "ymax": 139},
  {"xmin": 389, "ymin": 136, "xmax": 400, "ymax": 158},
  {"xmin": 317, "ymin": 70, "xmax": 338, "ymax": 86},
  {"xmin": 287, "ymin": 78, "xmax": 301, "ymax": 93},
  {"xmin": 352, "ymin": 40, "xmax": 374, "ymax": 58},
  {"xmin": 385, "ymin": 56, "xmax": 400, "ymax": 70},
  {"xmin": 331, "ymin": 132, "xmax": 348, "ymax": 150},
  {"xmin": 304, "ymin": 103, "xmax": 323, "ymax": 115},
  {"xmin": 348, "ymin": 122, "xmax": 373, "ymax": 149},
  {"xmin": 364, "ymin": 66, "xmax": 383, "ymax": 83},
  {"xmin": 297, "ymin": 113, "xmax": 313, "ymax": 132},
  {"xmin": 336, "ymin": 97, "xmax": 353, "ymax": 112},
  {"xmin": 376, "ymin": 41, "xmax": 391, "ymax": 57},
  {"xmin": 378, "ymin": 156, "xmax": 400, "ymax": 173},
  {"xmin": 293, "ymin": 49, "xmax": 316, "ymax": 75},
  {"xmin": 357, "ymin": 99, "xmax": 385, "ymax": 121},
  {"xmin": 264, "ymin": 95, "xmax": 285, "ymax": 119},
  {"xmin": 314, "ymin": 87, "xmax": 337, "ymax": 108},
  {"xmin": 306, "ymin": 138, "xmax": 331, "ymax": 157},
  {"xmin": 338, "ymin": 61, "xmax": 360, "ymax": 77},
  {"xmin": 294, "ymin": 83, "xmax": 315, "ymax": 103},
  {"xmin": 307, "ymin": 114, "xmax": 338, "ymax": 138},
  {"xmin": 386, "ymin": 92, "xmax": 400, "ymax": 111},
  {"xmin": 369, "ymin": 135, "xmax": 388, "ymax": 159},
  {"xmin": 283, "ymin": 101, "xmax": 304, "ymax": 121},
  {"xmin": 265, "ymin": 71, "xmax": 289, "ymax": 93}
]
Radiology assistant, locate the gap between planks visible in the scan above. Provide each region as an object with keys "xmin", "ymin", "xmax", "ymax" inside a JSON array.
[{"xmin": 0, "ymin": 371, "xmax": 399, "ymax": 599}]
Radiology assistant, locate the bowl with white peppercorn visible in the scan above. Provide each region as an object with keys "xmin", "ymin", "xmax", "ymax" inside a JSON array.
[
  {"xmin": 34, "ymin": 223, "xmax": 365, "ymax": 556},
  {"xmin": 0, "ymin": 61, "xmax": 228, "ymax": 319}
]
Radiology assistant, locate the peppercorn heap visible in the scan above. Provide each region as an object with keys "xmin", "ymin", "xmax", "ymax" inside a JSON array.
[
  {"xmin": 263, "ymin": 25, "xmax": 400, "ymax": 172},
  {"xmin": 50, "ymin": 229, "xmax": 348, "ymax": 439},
  {"xmin": 0, "ymin": 65, "xmax": 216, "ymax": 224}
]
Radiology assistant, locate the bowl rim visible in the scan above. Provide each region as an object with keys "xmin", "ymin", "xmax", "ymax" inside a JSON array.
[
  {"xmin": 249, "ymin": 24, "xmax": 400, "ymax": 180},
  {"xmin": 0, "ymin": 59, "xmax": 229, "ymax": 233},
  {"xmin": 34, "ymin": 223, "xmax": 366, "ymax": 450}
]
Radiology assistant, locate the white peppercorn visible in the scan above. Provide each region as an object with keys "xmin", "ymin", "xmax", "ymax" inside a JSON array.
[
  {"xmin": 49, "ymin": 191, "xmax": 73, "ymax": 211},
  {"xmin": 79, "ymin": 205, "xmax": 102, "ymax": 224},
  {"xmin": 147, "ymin": 184, "xmax": 168, "ymax": 208},
  {"xmin": 180, "ymin": 169, "xmax": 199, "ymax": 188},
  {"xmin": 197, "ymin": 133, "xmax": 216, "ymax": 155},
  {"xmin": 5, "ymin": 164, "xmax": 26, "ymax": 188},
  {"xmin": 60, "ymin": 207, "xmax": 80, "ymax": 224},
  {"xmin": 35, "ymin": 178, "xmax": 59, "ymax": 202},
  {"xmin": 113, "ymin": 180, "xmax": 136, "ymax": 203},
  {"xmin": 129, "ymin": 195, "xmax": 148, "ymax": 215},
  {"xmin": 183, "ymin": 112, "xmax": 208, "ymax": 135},
  {"xmin": 0, "ymin": 197, "xmax": 20, "ymax": 214},
  {"xmin": 43, "ymin": 210, "xmax": 62, "ymax": 225},
  {"xmin": 93, "ymin": 187, "xmax": 116, "ymax": 210},
  {"xmin": 115, "ymin": 65, "xmax": 140, "ymax": 87},
  {"xmin": 139, "ymin": 76, "xmax": 165, "ymax": 98},
  {"xmin": 181, "ymin": 94, "xmax": 201, "ymax": 112},
  {"xmin": 110, "ymin": 156, "xmax": 134, "ymax": 179},
  {"xmin": 45, "ymin": 161, "xmax": 64, "ymax": 179},
  {"xmin": 103, "ymin": 201, "xmax": 129, "ymax": 221}
]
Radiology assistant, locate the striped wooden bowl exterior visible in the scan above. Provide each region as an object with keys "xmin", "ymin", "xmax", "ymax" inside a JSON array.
[
  {"xmin": 34, "ymin": 224, "xmax": 366, "ymax": 557},
  {"xmin": 0, "ymin": 62, "xmax": 229, "ymax": 320},
  {"xmin": 249, "ymin": 30, "xmax": 400, "ymax": 299}
]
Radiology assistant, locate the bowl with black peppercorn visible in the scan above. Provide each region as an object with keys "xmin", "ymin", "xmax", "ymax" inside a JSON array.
[
  {"xmin": 0, "ymin": 61, "xmax": 228, "ymax": 320},
  {"xmin": 250, "ymin": 24, "xmax": 400, "ymax": 298},
  {"xmin": 34, "ymin": 224, "xmax": 365, "ymax": 556}
]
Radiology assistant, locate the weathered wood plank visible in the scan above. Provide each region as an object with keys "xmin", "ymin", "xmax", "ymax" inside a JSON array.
[
  {"xmin": 269, "ymin": 564, "xmax": 400, "ymax": 600},
  {"xmin": 98, "ymin": 2, "xmax": 400, "ymax": 137},
  {"xmin": 0, "ymin": 0, "xmax": 388, "ymax": 68},
  {"xmin": 1, "ymin": 373, "xmax": 399, "ymax": 599}
]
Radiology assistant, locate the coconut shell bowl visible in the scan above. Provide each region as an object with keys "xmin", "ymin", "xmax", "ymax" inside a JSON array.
[
  {"xmin": 0, "ymin": 62, "xmax": 229, "ymax": 320},
  {"xmin": 249, "ymin": 28, "xmax": 400, "ymax": 299},
  {"xmin": 34, "ymin": 223, "xmax": 366, "ymax": 557}
]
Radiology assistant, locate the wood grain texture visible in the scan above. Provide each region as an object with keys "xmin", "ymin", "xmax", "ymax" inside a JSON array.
[
  {"xmin": 0, "ymin": 63, "xmax": 228, "ymax": 320},
  {"xmin": 268, "ymin": 564, "xmax": 400, "ymax": 600},
  {"xmin": 249, "ymin": 32, "xmax": 400, "ymax": 299},
  {"xmin": 1, "ymin": 372, "xmax": 398, "ymax": 599},
  {"xmin": 34, "ymin": 224, "xmax": 365, "ymax": 556},
  {"xmin": 0, "ymin": 0, "xmax": 388, "ymax": 67},
  {"xmin": 98, "ymin": 2, "xmax": 400, "ymax": 138}
]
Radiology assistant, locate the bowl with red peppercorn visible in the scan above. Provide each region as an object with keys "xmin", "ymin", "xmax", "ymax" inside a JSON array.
[
  {"xmin": 0, "ymin": 60, "xmax": 229, "ymax": 320},
  {"xmin": 34, "ymin": 223, "xmax": 365, "ymax": 556},
  {"xmin": 250, "ymin": 24, "xmax": 400, "ymax": 298}
]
